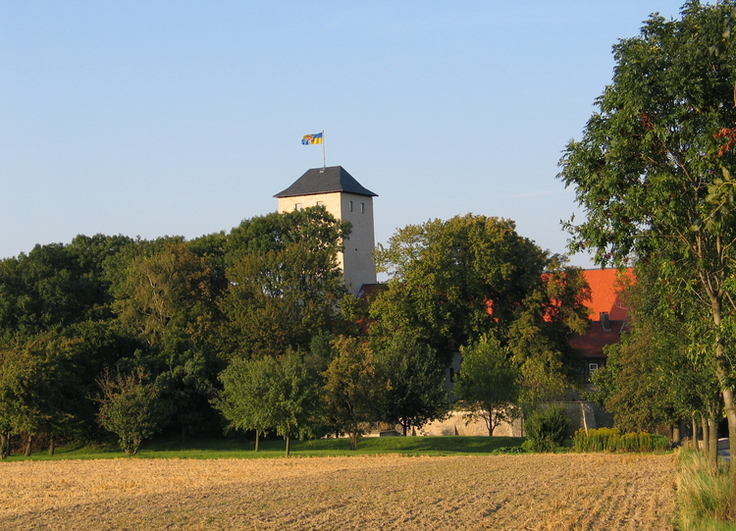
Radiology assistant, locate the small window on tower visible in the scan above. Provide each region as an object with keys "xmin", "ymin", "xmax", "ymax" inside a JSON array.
[
  {"xmin": 361, "ymin": 202, "xmax": 365, "ymax": 214},
  {"xmin": 348, "ymin": 200, "xmax": 354, "ymax": 212}
]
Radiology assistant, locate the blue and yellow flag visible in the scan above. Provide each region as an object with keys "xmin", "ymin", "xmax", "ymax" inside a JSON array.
[{"xmin": 301, "ymin": 132, "xmax": 323, "ymax": 145}]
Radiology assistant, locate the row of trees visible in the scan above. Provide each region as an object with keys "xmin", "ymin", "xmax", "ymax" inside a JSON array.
[
  {"xmin": 217, "ymin": 334, "xmax": 447, "ymax": 454},
  {"xmin": 557, "ymin": 0, "xmax": 736, "ymax": 515},
  {"xmin": 0, "ymin": 206, "xmax": 591, "ymax": 456}
]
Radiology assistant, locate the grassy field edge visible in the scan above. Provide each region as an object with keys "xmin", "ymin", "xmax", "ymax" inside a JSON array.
[{"xmin": 0, "ymin": 435, "xmax": 527, "ymax": 461}]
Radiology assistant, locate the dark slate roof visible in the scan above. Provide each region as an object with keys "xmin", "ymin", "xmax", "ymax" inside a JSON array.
[{"xmin": 274, "ymin": 166, "xmax": 377, "ymax": 198}]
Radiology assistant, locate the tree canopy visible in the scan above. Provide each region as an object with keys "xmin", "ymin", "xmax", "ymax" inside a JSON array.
[{"xmin": 370, "ymin": 214, "xmax": 589, "ymax": 400}]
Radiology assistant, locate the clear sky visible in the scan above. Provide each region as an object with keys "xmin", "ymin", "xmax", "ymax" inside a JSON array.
[{"xmin": 2, "ymin": 1, "xmax": 688, "ymax": 268}]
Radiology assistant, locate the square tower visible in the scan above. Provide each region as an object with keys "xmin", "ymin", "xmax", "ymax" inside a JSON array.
[{"xmin": 275, "ymin": 166, "xmax": 377, "ymax": 296}]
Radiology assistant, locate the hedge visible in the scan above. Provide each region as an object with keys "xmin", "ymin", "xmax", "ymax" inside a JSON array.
[{"xmin": 573, "ymin": 427, "xmax": 669, "ymax": 453}]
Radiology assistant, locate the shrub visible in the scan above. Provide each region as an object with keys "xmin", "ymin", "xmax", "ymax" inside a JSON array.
[
  {"xmin": 523, "ymin": 405, "xmax": 569, "ymax": 452},
  {"xmin": 573, "ymin": 428, "xmax": 669, "ymax": 453}
]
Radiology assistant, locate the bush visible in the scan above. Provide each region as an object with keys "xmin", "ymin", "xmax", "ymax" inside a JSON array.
[
  {"xmin": 573, "ymin": 428, "xmax": 669, "ymax": 453},
  {"xmin": 523, "ymin": 405, "xmax": 569, "ymax": 453}
]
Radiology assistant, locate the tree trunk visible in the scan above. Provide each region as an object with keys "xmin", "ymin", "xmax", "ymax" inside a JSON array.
[
  {"xmin": 672, "ymin": 426, "xmax": 681, "ymax": 446},
  {"xmin": 689, "ymin": 414, "xmax": 697, "ymax": 450},
  {"xmin": 349, "ymin": 430, "xmax": 358, "ymax": 450},
  {"xmin": 702, "ymin": 416, "xmax": 709, "ymax": 455},
  {"xmin": 254, "ymin": 430, "xmax": 260, "ymax": 452},
  {"xmin": 0, "ymin": 430, "xmax": 9, "ymax": 459},
  {"xmin": 706, "ymin": 294, "xmax": 736, "ymax": 518},
  {"xmin": 721, "ymin": 386, "xmax": 736, "ymax": 520},
  {"xmin": 708, "ymin": 416, "xmax": 718, "ymax": 465},
  {"xmin": 24, "ymin": 434, "xmax": 33, "ymax": 457},
  {"xmin": 284, "ymin": 435, "xmax": 290, "ymax": 457},
  {"xmin": 48, "ymin": 433, "xmax": 55, "ymax": 456}
]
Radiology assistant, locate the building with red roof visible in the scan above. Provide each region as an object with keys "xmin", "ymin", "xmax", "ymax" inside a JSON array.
[{"xmin": 570, "ymin": 268, "xmax": 634, "ymax": 381}]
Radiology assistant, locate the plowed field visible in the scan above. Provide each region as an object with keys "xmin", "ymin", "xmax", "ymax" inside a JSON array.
[{"xmin": 0, "ymin": 453, "xmax": 675, "ymax": 530}]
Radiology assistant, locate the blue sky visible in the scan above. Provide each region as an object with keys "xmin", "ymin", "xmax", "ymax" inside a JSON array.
[{"xmin": 2, "ymin": 1, "xmax": 688, "ymax": 268}]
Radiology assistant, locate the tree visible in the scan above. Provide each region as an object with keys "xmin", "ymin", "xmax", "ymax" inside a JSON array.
[
  {"xmin": 557, "ymin": 1, "xmax": 736, "ymax": 512},
  {"xmin": 0, "ymin": 335, "xmax": 82, "ymax": 457},
  {"xmin": 370, "ymin": 215, "xmax": 589, "ymax": 402},
  {"xmin": 96, "ymin": 368, "xmax": 171, "ymax": 455},
  {"xmin": 221, "ymin": 208, "xmax": 349, "ymax": 358},
  {"xmin": 224, "ymin": 205, "xmax": 349, "ymax": 265},
  {"xmin": 506, "ymin": 262, "xmax": 590, "ymax": 405},
  {"xmin": 593, "ymin": 262, "xmax": 721, "ymax": 450},
  {"xmin": 322, "ymin": 336, "xmax": 384, "ymax": 450},
  {"xmin": 0, "ymin": 341, "xmax": 45, "ymax": 458},
  {"xmin": 111, "ymin": 241, "xmax": 221, "ymax": 349},
  {"xmin": 269, "ymin": 351, "xmax": 323, "ymax": 456},
  {"xmin": 215, "ymin": 351, "xmax": 322, "ymax": 456},
  {"xmin": 0, "ymin": 234, "xmax": 134, "ymax": 335},
  {"xmin": 373, "ymin": 332, "xmax": 448, "ymax": 436},
  {"xmin": 216, "ymin": 355, "xmax": 279, "ymax": 451},
  {"xmin": 111, "ymin": 241, "xmax": 225, "ymax": 439},
  {"xmin": 453, "ymin": 336, "xmax": 520, "ymax": 436},
  {"xmin": 371, "ymin": 215, "xmax": 548, "ymax": 364}
]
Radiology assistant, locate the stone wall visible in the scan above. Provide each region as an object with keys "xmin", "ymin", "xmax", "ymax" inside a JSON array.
[
  {"xmin": 419, "ymin": 411, "xmax": 523, "ymax": 437},
  {"xmin": 409, "ymin": 401, "xmax": 613, "ymax": 438}
]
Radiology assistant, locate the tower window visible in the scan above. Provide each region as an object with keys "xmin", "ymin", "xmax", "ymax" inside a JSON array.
[
  {"xmin": 348, "ymin": 200, "xmax": 353, "ymax": 212},
  {"xmin": 361, "ymin": 202, "xmax": 365, "ymax": 214}
]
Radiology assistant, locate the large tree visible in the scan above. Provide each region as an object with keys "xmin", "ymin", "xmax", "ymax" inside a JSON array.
[
  {"xmin": 0, "ymin": 234, "xmax": 134, "ymax": 335},
  {"xmin": 110, "ymin": 241, "xmax": 225, "ymax": 439},
  {"xmin": 557, "ymin": 1, "xmax": 736, "ymax": 512},
  {"xmin": 370, "ymin": 214, "xmax": 589, "ymax": 399},
  {"xmin": 222, "ymin": 208, "xmax": 350, "ymax": 358}
]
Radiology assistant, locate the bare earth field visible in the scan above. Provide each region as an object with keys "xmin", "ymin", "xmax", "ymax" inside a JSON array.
[{"xmin": 0, "ymin": 453, "xmax": 675, "ymax": 530}]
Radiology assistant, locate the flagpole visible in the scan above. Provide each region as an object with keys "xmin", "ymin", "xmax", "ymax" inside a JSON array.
[{"xmin": 322, "ymin": 130, "xmax": 326, "ymax": 169}]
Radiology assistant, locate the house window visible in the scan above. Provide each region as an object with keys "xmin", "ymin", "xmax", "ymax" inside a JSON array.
[
  {"xmin": 294, "ymin": 203, "xmax": 302, "ymax": 211},
  {"xmin": 316, "ymin": 201, "xmax": 324, "ymax": 207},
  {"xmin": 348, "ymin": 200, "xmax": 353, "ymax": 212},
  {"xmin": 589, "ymin": 363, "xmax": 599, "ymax": 375},
  {"xmin": 360, "ymin": 202, "xmax": 365, "ymax": 214}
]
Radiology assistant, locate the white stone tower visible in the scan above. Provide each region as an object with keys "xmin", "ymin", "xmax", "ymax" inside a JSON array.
[{"xmin": 274, "ymin": 166, "xmax": 377, "ymax": 296}]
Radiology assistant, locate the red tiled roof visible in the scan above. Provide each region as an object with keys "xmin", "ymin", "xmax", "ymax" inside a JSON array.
[
  {"xmin": 568, "ymin": 268, "xmax": 635, "ymax": 359},
  {"xmin": 581, "ymin": 268, "xmax": 633, "ymax": 321}
]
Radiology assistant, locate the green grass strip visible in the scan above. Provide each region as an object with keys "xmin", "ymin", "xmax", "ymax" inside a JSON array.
[{"xmin": 2, "ymin": 435, "xmax": 526, "ymax": 461}]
